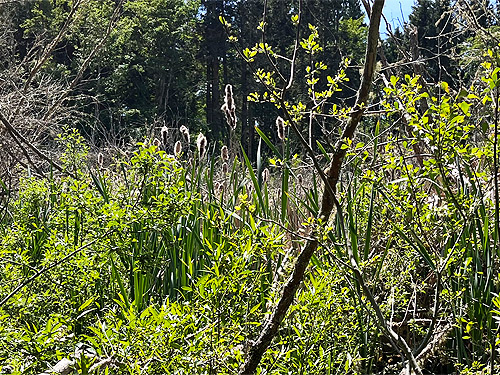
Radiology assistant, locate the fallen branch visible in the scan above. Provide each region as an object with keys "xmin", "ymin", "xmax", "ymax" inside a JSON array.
[{"xmin": 37, "ymin": 358, "xmax": 74, "ymax": 375}]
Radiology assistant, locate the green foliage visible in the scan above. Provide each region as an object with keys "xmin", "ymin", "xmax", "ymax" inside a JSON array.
[
  {"xmin": 0, "ymin": 127, "xmax": 296, "ymax": 372},
  {"xmin": 4, "ymin": 1, "xmax": 500, "ymax": 374},
  {"xmin": 0, "ymin": 134, "xmax": 196, "ymax": 372}
]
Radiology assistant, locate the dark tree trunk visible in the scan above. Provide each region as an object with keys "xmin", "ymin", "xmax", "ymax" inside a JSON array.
[
  {"xmin": 206, "ymin": 61, "xmax": 213, "ymax": 126},
  {"xmin": 240, "ymin": 60, "xmax": 251, "ymax": 158},
  {"xmin": 202, "ymin": 0, "xmax": 225, "ymax": 140}
]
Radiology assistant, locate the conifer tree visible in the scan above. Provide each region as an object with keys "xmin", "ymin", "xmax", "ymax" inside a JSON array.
[{"xmin": 409, "ymin": 0, "xmax": 457, "ymax": 84}]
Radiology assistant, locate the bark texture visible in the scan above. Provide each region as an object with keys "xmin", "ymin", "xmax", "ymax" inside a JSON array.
[{"xmin": 239, "ymin": 1, "xmax": 385, "ymax": 373}]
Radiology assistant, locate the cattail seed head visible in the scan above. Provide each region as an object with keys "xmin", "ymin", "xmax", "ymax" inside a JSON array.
[
  {"xmin": 276, "ymin": 116, "xmax": 285, "ymax": 141},
  {"xmin": 221, "ymin": 145, "xmax": 229, "ymax": 161},
  {"xmin": 262, "ymin": 168, "xmax": 270, "ymax": 185},
  {"xmin": 222, "ymin": 84, "xmax": 237, "ymax": 130},
  {"xmin": 297, "ymin": 174, "xmax": 303, "ymax": 186},
  {"xmin": 161, "ymin": 126, "xmax": 169, "ymax": 146},
  {"xmin": 197, "ymin": 133, "xmax": 207, "ymax": 158},
  {"xmin": 222, "ymin": 162, "xmax": 229, "ymax": 175},
  {"xmin": 97, "ymin": 153, "xmax": 104, "ymax": 167},
  {"xmin": 153, "ymin": 138, "xmax": 161, "ymax": 148},
  {"xmin": 174, "ymin": 141, "xmax": 182, "ymax": 157},
  {"xmin": 214, "ymin": 181, "xmax": 221, "ymax": 195},
  {"xmin": 222, "ymin": 103, "xmax": 237, "ymax": 130},
  {"xmin": 179, "ymin": 125, "xmax": 190, "ymax": 144},
  {"xmin": 225, "ymin": 84, "xmax": 234, "ymax": 111}
]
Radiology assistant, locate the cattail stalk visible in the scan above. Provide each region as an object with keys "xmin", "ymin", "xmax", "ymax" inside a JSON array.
[
  {"xmin": 97, "ymin": 153, "xmax": 104, "ymax": 168},
  {"xmin": 161, "ymin": 126, "xmax": 169, "ymax": 147},
  {"xmin": 262, "ymin": 168, "xmax": 270, "ymax": 185},
  {"xmin": 222, "ymin": 84, "xmax": 237, "ymax": 130},
  {"xmin": 180, "ymin": 125, "xmax": 190, "ymax": 145}
]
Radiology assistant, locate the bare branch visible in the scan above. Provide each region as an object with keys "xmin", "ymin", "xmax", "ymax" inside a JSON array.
[
  {"xmin": 43, "ymin": 0, "xmax": 125, "ymax": 123},
  {"xmin": 0, "ymin": 112, "xmax": 66, "ymax": 175}
]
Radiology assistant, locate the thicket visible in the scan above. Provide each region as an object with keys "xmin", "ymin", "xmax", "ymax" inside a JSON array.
[{"xmin": 1, "ymin": 0, "xmax": 500, "ymax": 374}]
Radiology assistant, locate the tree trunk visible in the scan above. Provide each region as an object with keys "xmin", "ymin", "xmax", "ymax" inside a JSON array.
[
  {"xmin": 238, "ymin": 1, "xmax": 385, "ymax": 373},
  {"xmin": 240, "ymin": 60, "xmax": 250, "ymax": 157},
  {"xmin": 206, "ymin": 61, "xmax": 213, "ymax": 126}
]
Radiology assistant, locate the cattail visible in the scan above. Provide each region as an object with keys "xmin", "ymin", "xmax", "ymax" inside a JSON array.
[
  {"xmin": 197, "ymin": 133, "xmax": 207, "ymax": 158},
  {"xmin": 180, "ymin": 125, "xmax": 190, "ymax": 145},
  {"xmin": 222, "ymin": 103, "xmax": 237, "ymax": 130},
  {"xmin": 262, "ymin": 168, "xmax": 270, "ymax": 185},
  {"xmin": 174, "ymin": 141, "xmax": 182, "ymax": 157},
  {"xmin": 153, "ymin": 138, "xmax": 161, "ymax": 148},
  {"xmin": 221, "ymin": 103, "xmax": 230, "ymax": 125},
  {"xmin": 221, "ymin": 145, "xmax": 229, "ymax": 161},
  {"xmin": 225, "ymin": 84, "xmax": 235, "ymax": 111},
  {"xmin": 214, "ymin": 181, "xmax": 221, "ymax": 195},
  {"xmin": 222, "ymin": 84, "xmax": 237, "ymax": 129},
  {"xmin": 222, "ymin": 162, "xmax": 229, "ymax": 175},
  {"xmin": 97, "ymin": 153, "xmax": 104, "ymax": 168},
  {"xmin": 297, "ymin": 173, "xmax": 303, "ymax": 186},
  {"xmin": 161, "ymin": 126, "xmax": 169, "ymax": 146},
  {"xmin": 276, "ymin": 116, "xmax": 285, "ymax": 141}
]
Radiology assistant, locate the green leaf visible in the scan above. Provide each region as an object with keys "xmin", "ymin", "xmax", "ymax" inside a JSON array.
[
  {"xmin": 393, "ymin": 225, "xmax": 436, "ymax": 271},
  {"xmin": 241, "ymin": 145, "xmax": 265, "ymax": 213},
  {"xmin": 255, "ymin": 126, "xmax": 283, "ymax": 159},
  {"xmin": 458, "ymin": 101, "xmax": 470, "ymax": 115},
  {"xmin": 363, "ymin": 186, "xmax": 376, "ymax": 260},
  {"xmin": 79, "ymin": 297, "xmax": 95, "ymax": 312},
  {"xmin": 316, "ymin": 141, "xmax": 331, "ymax": 162}
]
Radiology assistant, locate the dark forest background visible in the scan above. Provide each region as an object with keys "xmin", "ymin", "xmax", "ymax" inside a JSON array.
[{"xmin": 3, "ymin": 0, "xmax": 490, "ymax": 155}]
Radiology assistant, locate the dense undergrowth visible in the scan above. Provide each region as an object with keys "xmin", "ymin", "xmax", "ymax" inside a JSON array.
[
  {"xmin": 1, "ymin": 14, "xmax": 500, "ymax": 375},
  {"xmin": 0, "ymin": 126, "xmax": 368, "ymax": 373},
  {"xmin": 1, "ymin": 67, "xmax": 500, "ymax": 373}
]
